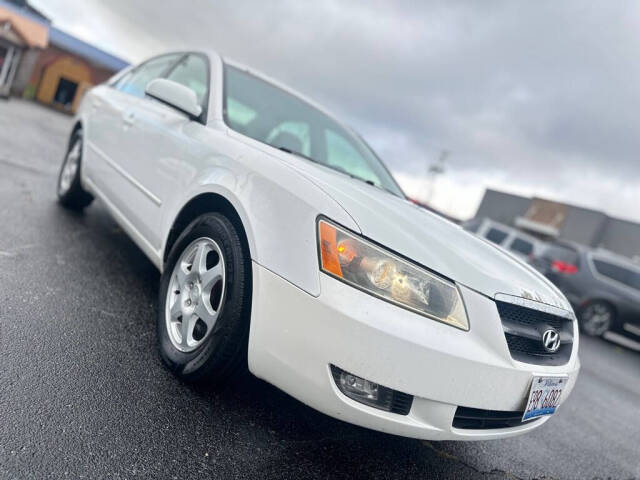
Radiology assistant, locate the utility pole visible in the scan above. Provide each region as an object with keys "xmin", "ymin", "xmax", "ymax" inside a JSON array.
[{"xmin": 424, "ymin": 150, "xmax": 448, "ymax": 206}]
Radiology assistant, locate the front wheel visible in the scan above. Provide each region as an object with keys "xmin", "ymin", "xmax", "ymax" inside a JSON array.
[
  {"xmin": 157, "ymin": 213, "xmax": 251, "ymax": 384},
  {"xmin": 57, "ymin": 130, "xmax": 93, "ymax": 210},
  {"xmin": 579, "ymin": 301, "xmax": 614, "ymax": 336}
]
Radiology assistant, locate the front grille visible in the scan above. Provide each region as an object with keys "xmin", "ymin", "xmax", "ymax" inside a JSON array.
[
  {"xmin": 501, "ymin": 304, "xmax": 565, "ymax": 329},
  {"xmin": 497, "ymin": 301, "xmax": 573, "ymax": 366},
  {"xmin": 505, "ymin": 333, "xmax": 573, "ymax": 358},
  {"xmin": 453, "ymin": 406, "xmax": 536, "ymax": 430}
]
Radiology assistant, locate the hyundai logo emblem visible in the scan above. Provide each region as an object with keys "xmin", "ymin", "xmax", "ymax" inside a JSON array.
[{"xmin": 542, "ymin": 328, "xmax": 561, "ymax": 353}]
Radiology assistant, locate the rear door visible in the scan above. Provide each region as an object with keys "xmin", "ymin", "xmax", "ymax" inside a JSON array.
[
  {"xmin": 89, "ymin": 54, "xmax": 183, "ymax": 243},
  {"xmin": 120, "ymin": 53, "xmax": 211, "ymax": 250},
  {"xmin": 590, "ymin": 256, "xmax": 640, "ymax": 329}
]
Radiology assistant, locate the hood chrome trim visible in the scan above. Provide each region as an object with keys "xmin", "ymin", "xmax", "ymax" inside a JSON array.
[{"xmin": 494, "ymin": 293, "xmax": 575, "ymax": 320}]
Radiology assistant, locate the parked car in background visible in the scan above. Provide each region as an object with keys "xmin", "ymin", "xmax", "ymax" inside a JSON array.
[
  {"xmin": 531, "ymin": 241, "xmax": 640, "ymax": 339},
  {"xmin": 56, "ymin": 49, "xmax": 580, "ymax": 441},
  {"xmin": 464, "ymin": 218, "xmax": 544, "ymax": 261}
]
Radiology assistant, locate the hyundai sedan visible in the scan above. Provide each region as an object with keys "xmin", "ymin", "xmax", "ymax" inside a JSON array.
[{"xmin": 57, "ymin": 50, "xmax": 579, "ymax": 440}]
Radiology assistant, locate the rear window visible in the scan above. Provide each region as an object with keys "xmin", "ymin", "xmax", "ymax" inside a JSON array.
[
  {"xmin": 542, "ymin": 244, "xmax": 579, "ymax": 265},
  {"xmin": 592, "ymin": 259, "xmax": 640, "ymax": 291},
  {"xmin": 510, "ymin": 238, "xmax": 534, "ymax": 256},
  {"xmin": 485, "ymin": 228, "xmax": 508, "ymax": 245}
]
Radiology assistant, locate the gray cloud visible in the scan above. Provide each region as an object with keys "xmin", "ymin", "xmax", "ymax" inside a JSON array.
[{"xmin": 32, "ymin": 0, "xmax": 640, "ymax": 220}]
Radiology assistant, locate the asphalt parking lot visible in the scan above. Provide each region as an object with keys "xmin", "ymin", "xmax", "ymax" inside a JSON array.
[{"xmin": 1, "ymin": 98, "xmax": 639, "ymax": 480}]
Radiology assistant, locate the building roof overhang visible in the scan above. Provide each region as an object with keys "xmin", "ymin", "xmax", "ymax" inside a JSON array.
[{"xmin": 0, "ymin": 6, "xmax": 48, "ymax": 48}]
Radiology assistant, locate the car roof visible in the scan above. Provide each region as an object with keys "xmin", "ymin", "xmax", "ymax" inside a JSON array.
[
  {"xmin": 545, "ymin": 240, "xmax": 639, "ymax": 271},
  {"xmin": 131, "ymin": 48, "xmax": 361, "ymax": 137},
  {"xmin": 591, "ymin": 248, "xmax": 640, "ymax": 271},
  {"xmin": 545, "ymin": 238, "xmax": 586, "ymax": 252},
  {"xmin": 478, "ymin": 218, "xmax": 542, "ymax": 244}
]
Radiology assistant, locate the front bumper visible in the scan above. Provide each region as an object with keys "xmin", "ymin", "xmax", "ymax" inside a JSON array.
[{"xmin": 248, "ymin": 262, "xmax": 580, "ymax": 441}]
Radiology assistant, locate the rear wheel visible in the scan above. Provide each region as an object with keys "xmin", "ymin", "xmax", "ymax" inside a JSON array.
[
  {"xmin": 157, "ymin": 213, "xmax": 251, "ymax": 384},
  {"xmin": 57, "ymin": 130, "xmax": 93, "ymax": 210},
  {"xmin": 579, "ymin": 301, "xmax": 614, "ymax": 336}
]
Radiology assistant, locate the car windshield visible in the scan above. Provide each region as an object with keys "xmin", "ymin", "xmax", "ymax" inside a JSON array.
[{"xmin": 223, "ymin": 63, "xmax": 404, "ymax": 197}]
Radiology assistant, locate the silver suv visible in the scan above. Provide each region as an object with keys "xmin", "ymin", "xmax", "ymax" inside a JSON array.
[{"xmin": 465, "ymin": 218, "xmax": 544, "ymax": 261}]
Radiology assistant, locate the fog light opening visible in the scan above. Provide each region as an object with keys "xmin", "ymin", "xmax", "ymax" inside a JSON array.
[{"xmin": 330, "ymin": 365, "xmax": 413, "ymax": 415}]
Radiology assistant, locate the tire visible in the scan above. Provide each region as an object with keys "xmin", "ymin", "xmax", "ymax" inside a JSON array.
[
  {"xmin": 579, "ymin": 300, "xmax": 614, "ymax": 337},
  {"xmin": 57, "ymin": 130, "xmax": 94, "ymax": 210},
  {"xmin": 157, "ymin": 212, "xmax": 251, "ymax": 384}
]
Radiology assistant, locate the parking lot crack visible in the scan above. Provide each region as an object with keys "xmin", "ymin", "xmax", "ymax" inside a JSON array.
[{"xmin": 422, "ymin": 441, "xmax": 538, "ymax": 479}]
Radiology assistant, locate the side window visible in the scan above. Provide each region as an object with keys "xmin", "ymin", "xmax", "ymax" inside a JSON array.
[
  {"xmin": 510, "ymin": 238, "xmax": 534, "ymax": 256},
  {"xmin": 113, "ymin": 70, "xmax": 134, "ymax": 90},
  {"xmin": 325, "ymin": 129, "xmax": 382, "ymax": 186},
  {"xmin": 485, "ymin": 227, "xmax": 509, "ymax": 245},
  {"xmin": 116, "ymin": 54, "xmax": 180, "ymax": 98},
  {"xmin": 592, "ymin": 259, "xmax": 638, "ymax": 290},
  {"xmin": 166, "ymin": 54, "xmax": 209, "ymax": 106},
  {"xmin": 109, "ymin": 68, "xmax": 130, "ymax": 87}
]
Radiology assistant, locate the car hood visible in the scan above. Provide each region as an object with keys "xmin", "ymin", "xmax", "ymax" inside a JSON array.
[{"xmin": 290, "ymin": 162, "xmax": 571, "ymax": 312}]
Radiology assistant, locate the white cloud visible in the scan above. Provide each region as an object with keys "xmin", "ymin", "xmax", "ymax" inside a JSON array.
[{"xmin": 31, "ymin": 0, "xmax": 640, "ymax": 222}]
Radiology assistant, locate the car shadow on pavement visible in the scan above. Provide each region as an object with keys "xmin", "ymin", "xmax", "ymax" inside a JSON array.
[{"xmin": 183, "ymin": 374, "xmax": 487, "ymax": 479}]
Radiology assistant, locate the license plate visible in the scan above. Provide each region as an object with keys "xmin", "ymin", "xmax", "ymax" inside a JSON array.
[{"xmin": 522, "ymin": 375, "xmax": 567, "ymax": 422}]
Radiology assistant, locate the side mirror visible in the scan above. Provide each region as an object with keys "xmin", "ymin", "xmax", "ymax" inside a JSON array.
[{"xmin": 145, "ymin": 78, "xmax": 202, "ymax": 120}]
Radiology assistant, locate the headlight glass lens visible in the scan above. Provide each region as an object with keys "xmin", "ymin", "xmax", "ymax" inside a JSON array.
[{"xmin": 318, "ymin": 219, "xmax": 469, "ymax": 330}]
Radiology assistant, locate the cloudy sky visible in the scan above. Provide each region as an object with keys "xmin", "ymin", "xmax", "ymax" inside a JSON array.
[{"xmin": 32, "ymin": 0, "xmax": 640, "ymax": 221}]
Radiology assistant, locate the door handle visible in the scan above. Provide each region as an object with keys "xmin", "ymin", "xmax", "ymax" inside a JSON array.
[{"xmin": 122, "ymin": 112, "xmax": 135, "ymax": 127}]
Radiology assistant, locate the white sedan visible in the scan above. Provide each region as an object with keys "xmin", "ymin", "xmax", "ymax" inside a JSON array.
[{"xmin": 57, "ymin": 50, "xmax": 579, "ymax": 440}]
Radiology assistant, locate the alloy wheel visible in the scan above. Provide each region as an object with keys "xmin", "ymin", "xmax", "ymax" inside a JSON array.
[
  {"xmin": 581, "ymin": 302, "xmax": 612, "ymax": 336},
  {"xmin": 165, "ymin": 237, "xmax": 226, "ymax": 352},
  {"xmin": 58, "ymin": 139, "xmax": 81, "ymax": 195}
]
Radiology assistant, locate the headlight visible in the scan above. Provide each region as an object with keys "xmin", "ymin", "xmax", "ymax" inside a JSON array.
[{"xmin": 317, "ymin": 219, "xmax": 469, "ymax": 330}]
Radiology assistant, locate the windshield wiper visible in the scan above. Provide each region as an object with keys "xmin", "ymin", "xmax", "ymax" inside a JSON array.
[{"xmin": 277, "ymin": 146, "xmax": 316, "ymax": 163}]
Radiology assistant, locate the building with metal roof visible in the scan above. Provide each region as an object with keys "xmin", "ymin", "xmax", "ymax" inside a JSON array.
[
  {"xmin": 0, "ymin": 0, "xmax": 129, "ymax": 112},
  {"xmin": 48, "ymin": 27, "xmax": 128, "ymax": 72},
  {"xmin": 472, "ymin": 188, "xmax": 640, "ymax": 261}
]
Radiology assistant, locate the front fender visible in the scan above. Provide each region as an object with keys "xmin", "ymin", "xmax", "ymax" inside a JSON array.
[{"xmin": 161, "ymin": 150, "xmax": 359, "ymax": 297}]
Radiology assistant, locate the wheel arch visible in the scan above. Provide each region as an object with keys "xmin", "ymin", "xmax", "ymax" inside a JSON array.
[
  {"xmin": 69, "ymin": 120, "xmax": 83, "ymax": 145},
  {"xmin": 71, "ymin": 120, "xmax": 83, "ymax": 135},
  {"xmin": 579, "ymin": 297, "xmax": 619, "ymax": 323},
  {"xmin": 163, "ymin": 192, "xmax": 252, "ymax": 267}
]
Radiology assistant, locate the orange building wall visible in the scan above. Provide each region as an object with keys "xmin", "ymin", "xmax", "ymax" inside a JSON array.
[
  {"xmin": 0, "ymin": 6, "xmax": 48, "ymax": 48},
  {"xmin": 26, "ymin": 45, "xmax": 115, "ymax": 113}
]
